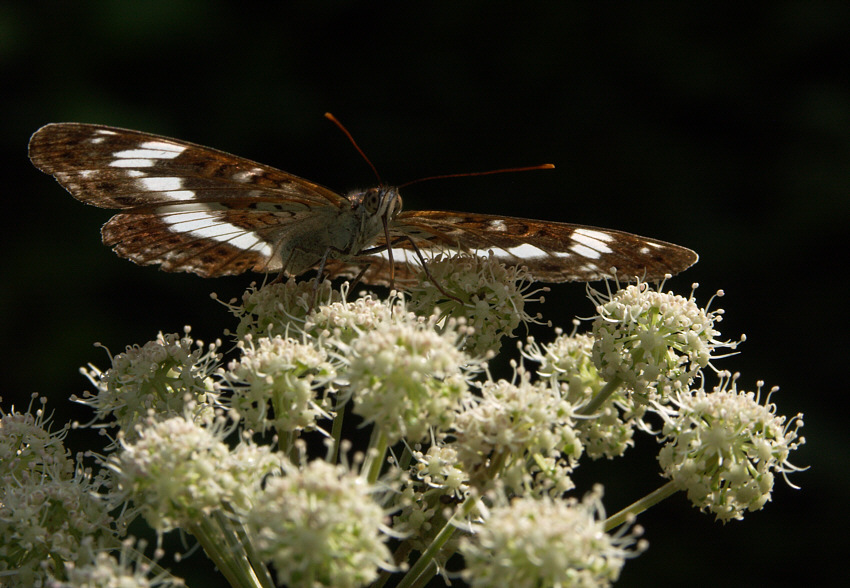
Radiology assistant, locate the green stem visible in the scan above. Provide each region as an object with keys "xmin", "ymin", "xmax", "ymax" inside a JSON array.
[
  {"xmin": 277, "ymin": 430, "xmax": 295, "ymax": 461},
  {"xmin": 395, "ymin": 493, "xmax": 480, "ymax": 588},
  {"xmin": 395, "ymin": 450, "xmax": 510, "ymax": 588},
  {"xmin": 220, "ymin": 506, "xmax": 276, "ymax": 588},
  {"xmin": 187, "ymin": 516, "xmax": 259, "ymax": 588},
  {"xmin": 579, "ymin": 375, "xmax": 623, "ymax": 415},
  {"xmin": 407, "ymin": 562, "xmax": 439, "ymax": 588},
  {"xmin": 397, "ymin": 445, "xmax": 414, "ymax": 471},
  {"xmin": 363, "ymin": 428, "xmax": 389, "ymax": 484},
  {"xmin": 603, "ymin": 480, "xmax": 678, "ymax": 532},
  {"xmin": 212, "ymin": 511, "xmax": 268, "ymax": 588},
  {"xmin": 329, "ymin": 392, "xmax": 347, "ymax": 463}
]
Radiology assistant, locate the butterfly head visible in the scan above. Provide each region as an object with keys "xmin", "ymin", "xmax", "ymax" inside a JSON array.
[
  {"xmin": 347, "ymin": 185, "xmax": 403, "ymax": 240},
  {"xmin": 349, "ymin": 186, "xmax": 403, "ymax": 221}
]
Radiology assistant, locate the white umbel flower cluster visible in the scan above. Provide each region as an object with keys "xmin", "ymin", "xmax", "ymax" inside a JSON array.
[
  {"xmin": 406, "ymin": 252, "xmax": 547, "ymax": 356},
  {"xmin": 48, "ymin": 539, "xmax": 185, "ymax": 588},
  {"xmin": 453, "ymin": 370, "xmax": 582, "ymax": 495},
  {"xmin": 108, "ymin": 415, "xmax": 281, "ymax": 531},
  {"xmin": 0, "ymin": 397, "xmax": 118, "ymax": 586},
  {"xmin": 305, "ymin": 289, "xmax": 396, "ymax": 343},
  {"xmin": 347, "ymin": 311, "xmax": 473, "ymax": 444},
  {"xmin": 658, "ymin": 372, "xmax": 805, "ymax": 522},
  {"xmin": 590, "ymin": 283, "xmax": 736, "ymax": 399},
  {"xmin": 220, "ymin": 278, "xmax": 340, "ymax": 339},
  {"xmin": 223, "ymin": 333, "xmax": 337, "ymax": 436},
  {"xmin": 79, "ymin": 328, "xmax": 221, "ymax": 437},
  {"xmin": 5, "ymin": 251, "xmax": 808, "ymax": 588},
  {"xmin": 246, "ymin": 459, "xmax": 393, "ymax": 588},
  {"xmin": 460, "ymin": 487, "xmax": 645, "ymax": 588},
  {"xmin": 524, "ymin": 331, "xmax": 642, "ymax": 459}
]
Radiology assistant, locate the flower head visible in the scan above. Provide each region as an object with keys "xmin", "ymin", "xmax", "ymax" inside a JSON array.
[
  {"xmin": 0, "ymin": 395, "xmax": 72, "ymax": 480},
  {"xmin": 220, "ymin": 278, "xmax": 340, "ymax": 339},
  {"xmin": 393, "ymin": 443, "xmax": 469, "ymax": 543},
  {"xmin": 304, "ymin": 290, "xmax": 395, "ymax": 344},
  {"xmin": 590, "ymin": 283, "xmax": 737, "ymax": 400},
  {"xmin": 524, "ymin": 332, "xmax": 642, "ymax": 459},
  {"xmin": 222, "ymin": 334, "xmax": 338, "ymax": 435},
  {"xmin": 107, "ymin": 415, "xmax": 280, "ymax": 531},
  {"xmin": 453, "ymin": 368, "xmax": 582, "ymax": 495},
  {"xmin": 459, "ymin": 488, "xmax": 646, "ymax": 588},
  {"xmin": 526, "ymin": 331, "xmax": 603, "ymax": 403},
  {"xmin": 345, "ymin": 309, "xmax": 475, "ymax": 443},
  {"xmin": 657, "ymin": 372, "xmax": 806, "ymax": 522},
  {"xmin": 412, "ymin": 443, "xmax": 468, "ymax": 497},
  {"xmin": 0, "ymin": 398, "xmax": 116, "ymax": 586},
  {"xmin": 48, "ymin": 538, "xmax": 185, "ymax": 587},
  {"xmin": 79, "ymin": 328, "xmax": 221, "ymax": 438},
  {"xmin": 246, "ymin": 459, "xmax": 392, "ymax": 588}
]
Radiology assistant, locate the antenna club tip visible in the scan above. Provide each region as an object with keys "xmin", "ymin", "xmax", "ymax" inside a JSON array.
[{"xmin": 543, "ymin": 163, "xmax": 555, "ymax": 169}]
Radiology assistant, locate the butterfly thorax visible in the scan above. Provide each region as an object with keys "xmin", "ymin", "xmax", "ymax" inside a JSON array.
[{"xmin": 273, "ymin": 185, "xmax": 402, "ymax": 277}]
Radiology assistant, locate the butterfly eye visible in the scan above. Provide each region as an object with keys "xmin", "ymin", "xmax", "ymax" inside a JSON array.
[{"xmin": 363, "ymin": 189, "xmax": 380, "ymax": 214}]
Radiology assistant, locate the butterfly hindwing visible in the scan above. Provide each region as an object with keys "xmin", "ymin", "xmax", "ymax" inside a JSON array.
[{"xmin": 101, "ymin": 211, "xmax": 286, "ymax": 276}]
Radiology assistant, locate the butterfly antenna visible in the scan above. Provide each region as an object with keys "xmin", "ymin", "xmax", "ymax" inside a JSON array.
[
  {"xmin": 324, "ymin": 112, "xmax": 382, "ymax": 184},
  {"xmin": 398, "ymin": 163, "xmax": 554, "ymax": 188}
]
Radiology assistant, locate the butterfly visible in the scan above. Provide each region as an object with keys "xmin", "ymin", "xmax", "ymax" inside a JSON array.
[{"xmin": 28, "ymin": 121, "xmax": 697, "ymax": 287}]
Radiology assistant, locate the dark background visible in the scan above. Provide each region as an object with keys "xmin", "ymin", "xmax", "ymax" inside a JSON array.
[{"xmin": 1, "ymin": 2, "xmax": 845, "ymax": 586}]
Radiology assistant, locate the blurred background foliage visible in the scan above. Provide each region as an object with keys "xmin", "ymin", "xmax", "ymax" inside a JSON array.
[{"xmin": 1, "ymin": 2, "xmax": 846, "ymax": 586}]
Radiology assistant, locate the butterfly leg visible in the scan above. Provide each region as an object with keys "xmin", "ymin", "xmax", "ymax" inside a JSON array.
[
  {"xmin": 358, "ymin": 237, "xmax": 463, "ymax": 304},
  {"xmin": 400, "ymin": 236, "xmax": 463, "ymax": 304},
  {"xmin": 307, "ymin": 244, "xmax": 365, "ymax": 311},
  {"xmin": 300, "ymin": 247, "xmax": 338, "ymax": 312},
  {"xmin": 268, "ymin": 267, "xmax": 288, "ymax": 285},
  {"xmin": 347, "ymin": 262, "xmax": 372, "ymax": 292}
]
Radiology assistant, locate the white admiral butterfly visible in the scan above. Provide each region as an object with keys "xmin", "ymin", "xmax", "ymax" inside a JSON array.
[{"xmin": 29, "ymin": 122, "xmax": 697, "ymax": 286}]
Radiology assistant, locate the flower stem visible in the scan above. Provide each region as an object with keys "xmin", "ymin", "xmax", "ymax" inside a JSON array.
[
  {"xmin": 395, "ymin": 493, "xmax": 479, "ymax": 588},
  {"xmin": 363, "ymin": 427, "xmax": 389, "ymax": 484},
  {"xmin": 277, "ymin": 430, "xmax": 295, "ymax": 462},
  {"xmin": 188, "ymin": 515, "xmax": 263, "ymax": 588},
  {"xmin": 329, "ymin": 393, "xmax": 346, "ymax": 463},
  {"xmin": 603, "ymin": 480, "xmax": 678, "ymax": 532},
  {"xmin": 579, "ymin": 376, "xmax": 623, "ymax": 415},
  {"xmin": 407, "ymin": 561, "xmax": 438, "ymax": 588},
  {"xmin": 220, "ymin": 506, "xmax": 276, "ymax": 588},
  {"xmin": 395, "ymin": 449, "xmax": 509, "ymax": 588}
]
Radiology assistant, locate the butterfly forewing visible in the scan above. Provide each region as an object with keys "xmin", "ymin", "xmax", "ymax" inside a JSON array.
[
  {"xmin": 29, "ymin": 122, "xmax": 698, "ymax": 283},
  {"xmin": 29, "ymin": 123, "xmax": 345, "ymax": 209}
]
